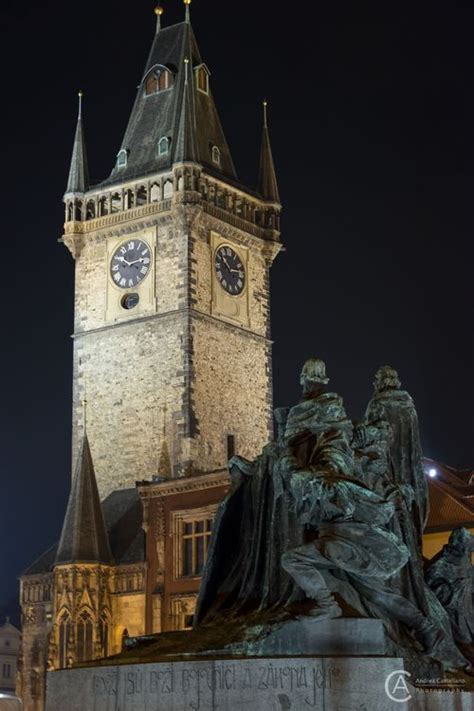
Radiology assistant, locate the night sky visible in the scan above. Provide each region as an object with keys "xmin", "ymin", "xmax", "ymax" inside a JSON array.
[{"xmin": 0, "ymin": 2, "xmax": 472, "ymax": 615}]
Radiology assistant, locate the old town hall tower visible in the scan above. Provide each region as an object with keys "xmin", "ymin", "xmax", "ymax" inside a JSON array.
[
  {"xmin": 64, "ymin": 4, "xmax": 281, "ymax": 499},
  {"xmin": 19, "ymin": 4, "xmax": 281, "ymax": 709}
]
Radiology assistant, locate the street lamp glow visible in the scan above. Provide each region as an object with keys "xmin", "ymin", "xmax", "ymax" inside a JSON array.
[{"xmin": 428, "ymin": 468, "xmax": 437, "ymax": 478}]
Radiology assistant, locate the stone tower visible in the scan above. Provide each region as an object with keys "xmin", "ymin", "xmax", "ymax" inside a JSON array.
[{"xmin": 63, "ymin": 9, "xmax": 282, "ymax": 499}]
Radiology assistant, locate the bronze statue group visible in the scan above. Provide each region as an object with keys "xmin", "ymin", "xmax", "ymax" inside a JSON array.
[{"xmin": 195, "ymin": 359, "xmax": 474, "ymax": 675}]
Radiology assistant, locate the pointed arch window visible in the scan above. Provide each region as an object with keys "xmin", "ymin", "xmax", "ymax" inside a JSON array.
[
  {"xmin": 195, "ymin": 64, "xmax": 210, "ymax": 94},
  {"xmin": 158, "ymin": 137, "xmax": 170, "ymax": 156},
  {"xmin": 117, "ymin": 149, "xmax": 128, "ymax": 169},
  {"xmin": 58, "ymin": 614, "xmax": 71, "ymax": 669},
  {"xmin": 77, "ymin": 611, "xmax": 94, "ymax": 662},
  {"xmin": 211, "ymin": 145, "xmax": 221, "ymax": 166},
  {"xmin": 145, "ymin": 66, "xmax": 174, "ymax": 96}
]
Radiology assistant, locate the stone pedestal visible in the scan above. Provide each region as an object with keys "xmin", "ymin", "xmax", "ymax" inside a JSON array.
[{"xmin": 45, "ymin": 656, "xmax": 472, "ymax": 711}]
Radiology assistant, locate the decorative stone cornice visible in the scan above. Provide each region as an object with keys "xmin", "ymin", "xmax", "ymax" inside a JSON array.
[{"xmin": 137, "ymin": 469, "xmax": 230, "ymax": 499}]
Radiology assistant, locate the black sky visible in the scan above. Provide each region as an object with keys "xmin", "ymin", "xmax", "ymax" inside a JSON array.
[{"xmin": 0, "ymin": 1, "xmax": 472, "ymax": 612}]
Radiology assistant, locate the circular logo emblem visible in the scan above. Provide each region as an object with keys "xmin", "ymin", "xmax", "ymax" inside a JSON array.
[{"xmin": 384, "ymin": 670, "xmax": 412, "ymax": 703}]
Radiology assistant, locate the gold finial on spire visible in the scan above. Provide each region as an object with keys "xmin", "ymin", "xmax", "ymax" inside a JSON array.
[
  {"xmin": 184, "ymin": 0, "xmax": 191, "ymax": 23},
  {"xmin": 78, "ymin": 90, "xmax": 83, "ymax": 118},
  {"xmin": 155, "ymin": 5, "xmax": 164, "ymax": 32},
  {"xmin": 263, "ymin": 100, "xmax": 268, "ymax": 128}
]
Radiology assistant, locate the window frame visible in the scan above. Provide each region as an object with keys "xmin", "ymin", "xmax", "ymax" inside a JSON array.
[
  {"xmin": 172, "ymin": 506, "xmax": 218, "ymax": 580},
  {"xmin": 116, "ymin": 149, "xmax": 128, "ymax": 169},
  {"xmin": 195, "ymin": 64, "xmax": 210, "ymax": 95},
  {"xmin": 211, "ymin": 145, "xmax": 221, "ymax": 166},
  {"xmin": 158, "ymin": 136, "xmax": 170, "ymax": 156},
  {"xmin": 144, "ymin": 65, "xmax": 174, "ymax": 97}
]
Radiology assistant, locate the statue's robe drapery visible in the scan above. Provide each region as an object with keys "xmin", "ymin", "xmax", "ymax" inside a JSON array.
[
  {"xmin": 283, "ymin": 392, "xmax": 469, "ymax": 668},
  {"xmin": 195, "ymin": 442, "xmax": 304, "ymax": 626},
  {"xmin": 355, "ymin": 411, "xmax": 469, "ymax": 668},
  {"xmin": 365, "ymin": 389, "xmax": 428, "ymax": 547},
  {"xmin": 426, "ymin": 534, "xmax": 474, "ymax": 649}
]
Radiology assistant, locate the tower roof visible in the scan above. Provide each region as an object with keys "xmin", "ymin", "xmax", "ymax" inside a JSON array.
[
  {"xmin": 257, "ymin": 102, "xmax": 280, "ymax": 204},
  {"xmin": 100, "ymin": 19, "xmax": 236, "ymax": 187},
  {"xmin": 65, "ymin": 93, "xmax": 89, "ymax": 196},
  {"xmin": 55, "ymin": 436, "xmax": 113, "ymax": 566}
]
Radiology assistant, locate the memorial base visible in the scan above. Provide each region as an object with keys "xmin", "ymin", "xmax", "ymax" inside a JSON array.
[{"xmin": 45, "ymin": 656, "xmax": 472, "ymax": 711}]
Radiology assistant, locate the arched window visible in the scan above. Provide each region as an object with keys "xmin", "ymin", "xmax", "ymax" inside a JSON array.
[
  {"xmin": 121, "ymin": 628, "xmax": 129, "ymax": 650},
  {"xmin": 117, "ymin": 150, "xmax": 128, "ymax": 169},
  {"xmin": 77, "ymin": 612, "xmax": 94, "ymax": 662},
  {"xmin": 158, "ymin": 137, "xmax": 170, "ymax": 156},
  {"xmin": 195, "ymin": 65, "xmax": 209, "ymax": 94},
  {"xmin": 212, "ymin": 146, "xmax": 221, "ymax": 166},
  {"xmin": 145, "ymin": 66, "xmax": 174, "ymax": 96},
  {"xmin": 58, "ymin": 615, "xmax": 71, "ymax": 669}
]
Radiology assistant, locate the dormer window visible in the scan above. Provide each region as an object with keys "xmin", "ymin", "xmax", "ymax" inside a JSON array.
[
  {"xmin": 145, "ymin": 66, "xmax": 174, "ymax": 96},
  {"xmin": 212, "ymin": 145, "xmax": 221, "ymax": 166},
  {"xmin": 117, "ymin": 149, "xmax": 128, "ymax": 168},
  {"xmin": 158, "ymin": 137, "xmax": 170, "ymax": 156},
  {"xmin": 195, "ymin": 64, "xmax": 210, "ymax": 94}
]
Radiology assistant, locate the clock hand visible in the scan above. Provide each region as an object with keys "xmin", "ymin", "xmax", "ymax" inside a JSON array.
[{"xmin": 222, "ymin": 257, "xmax": 232, "ymax": 270}]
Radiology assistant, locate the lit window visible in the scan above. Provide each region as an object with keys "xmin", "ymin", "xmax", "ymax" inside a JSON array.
[
  {"xmin": 195, "ymin": 65, "xmax": 209, "ymax": 94},
  {"xmin": 182, "ymin": 518, "xmax": 213, "ymax": 577},
  {"xmin": 158, "ymin": 137, "xmax": 170, "ymax": 156},
  {"xmin": 212, "ymin": 145, "xmax": 221, "ymax": 166},
  {"xmin": 117, "ymin": 149, "xmax": 128, "ymax": 169},
  {"xmin": 77, "ymin": 612, "xmax": 94, "ymax": 663},
  {"xmin": 145, "ymin": 66, "xmax": 174, "ymax": 96},
  {"xmin": 2, "ymin": 663, "xmax": 12, "ymax": 678},
  {"xmin": 58, "ymin": 615, "xmax": 71, "ymax": 669}
]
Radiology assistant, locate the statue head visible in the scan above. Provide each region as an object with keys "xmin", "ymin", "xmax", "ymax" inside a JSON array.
[
  {"xmin": 373, "ymin": 366, "xmax": 401, "ymax": 393},
  {"xmin": 448, "ymin": 527, "xmax": 474, "ymax": 554},
  {"xmin": 300, "ymin": 358, "xmax": 329, "ymax": 396}
]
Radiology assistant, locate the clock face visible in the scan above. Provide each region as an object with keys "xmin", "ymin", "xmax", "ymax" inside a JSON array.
[
  {"xmin": 110, "ymin": 239, "xmax": 152, "ymax": 289},
  {"xmin": 214, "ymin": 246, "xmax": 245, "ymax": 296}
]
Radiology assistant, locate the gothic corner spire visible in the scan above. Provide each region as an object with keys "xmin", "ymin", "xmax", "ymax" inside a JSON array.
[
  {"xmin": 55, "ymin": 435, "xmax": 113, "ymax": 567},
  {"xmin": 65, "ymin": 91, "xmax": 89, "ymax": 196},
  {"xmin": 257, "ymin": 101, "xmax": 280, "ymax": 204}
]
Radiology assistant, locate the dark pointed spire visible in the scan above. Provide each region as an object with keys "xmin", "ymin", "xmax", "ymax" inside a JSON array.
[
  {"xmin": 100, "ymin": 9, "xmax": 237, "ymax": 186},
  {"xmin": 65, "ymin": 92, "xmax": 89, "ymax": 196},
  {"xmin": 173, "ymin": 57, "xmax": 198, "ymax": 164},
  {"xmin": 55, "ymin": 432, "xmax": 113, "ymax": 566},
  {"xmin": 257, "ymin": 101, "xmax": 280, "ymax": 204}
]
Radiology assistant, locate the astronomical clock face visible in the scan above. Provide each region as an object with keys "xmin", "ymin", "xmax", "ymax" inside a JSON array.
[
  {"xmin": 110, "ymin": 239, "xmax": 152, "ymax": 289},
  {"xmin": 214, "ymin": 245, "xmax": 245, "ymax": 296}
]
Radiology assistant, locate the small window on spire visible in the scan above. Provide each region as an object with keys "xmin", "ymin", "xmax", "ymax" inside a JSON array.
[
  {"xmin": 117, "ymin": 149, "xmax": 128, "ymax": 169},
  {"xmin": 195, "ymin": 64, "xmax": 210, "ymax": 94},
  {"xmin": 212, "ymin": 145, "xmax": 221, "ymax": 166},
  {"xmin": 145, "ymin": 66, "xmax": 174, "ymax": 96},
  {"xmin": 158, "ymin": 137, "xmax": 170, "ymax": 156}
]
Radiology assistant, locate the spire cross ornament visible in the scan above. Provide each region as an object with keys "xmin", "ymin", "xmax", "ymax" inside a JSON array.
[
  {"xmin": 78, "ymin": 90, "xmax": 83, "ymax": 119},
  {"xmin": 263, "ymin": 100, "xmax": 268, "ymax": 128}
]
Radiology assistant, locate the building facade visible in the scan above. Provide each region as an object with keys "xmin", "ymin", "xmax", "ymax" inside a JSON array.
[
  {"xmin": 19, "ymin": 6, "xmax": 281, "ymax": 710},
  {"xmin": 0, "ymin": 619, "xmax": 20, "ymax": 695}
]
